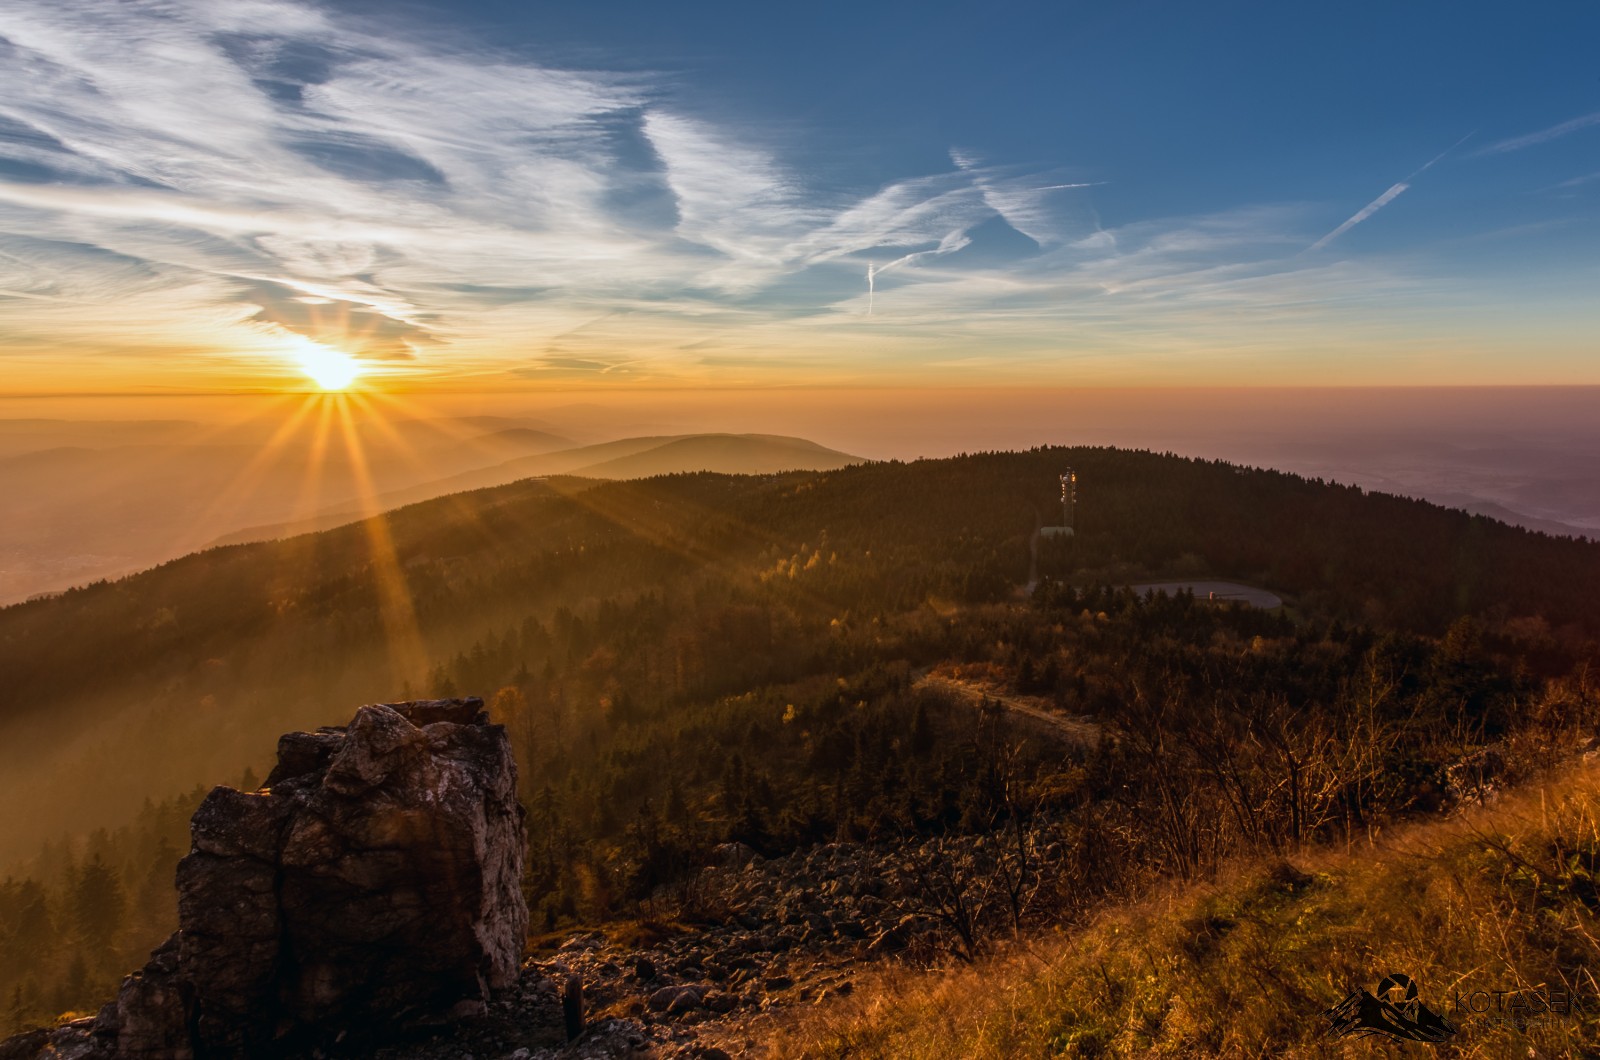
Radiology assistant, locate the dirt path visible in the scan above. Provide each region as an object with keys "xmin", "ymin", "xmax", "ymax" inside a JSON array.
[
  {"xmin": 1129, "ymin": 580, "xmax": 1282, "ymax": 609},
  {"xmin": 916, "ymin": 673, "xmax": 1099, "ymax": 749}
]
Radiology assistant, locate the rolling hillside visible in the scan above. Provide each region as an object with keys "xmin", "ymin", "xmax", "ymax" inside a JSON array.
[{"xmin": 206, "ymin": 432, "xmax": 864, "ymax": 546}]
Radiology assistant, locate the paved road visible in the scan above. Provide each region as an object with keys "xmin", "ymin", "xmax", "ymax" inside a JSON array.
[
  {"xmin": 917, "ymin": 673, "xmax": 1100, "ymax": 749},
  {"xmin": 1129, "ymin": 580, "xmax": 1283, "ymax": 609}
]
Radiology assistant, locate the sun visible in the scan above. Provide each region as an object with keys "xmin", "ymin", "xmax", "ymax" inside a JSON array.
[{"xmin": 291, "ymin": 342, "xmax": 364, "ymax": 391}]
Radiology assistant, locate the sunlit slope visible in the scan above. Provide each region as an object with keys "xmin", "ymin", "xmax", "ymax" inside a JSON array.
[
  {"xmin": 207, "ymin": 433, "xmax": 863, "ymax": 546},
  {"xmin": 778, "ymin": 763, "xmax": 1600, "ymax": 1058},
  {"xmin": 0, "ymin": 448, "xmax": 1597, "ymax": 867}
]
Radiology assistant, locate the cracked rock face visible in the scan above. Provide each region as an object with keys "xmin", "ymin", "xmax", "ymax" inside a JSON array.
[{"xmin": 100, "ymin": 698, "xmax": 528, "ymax": 1058}]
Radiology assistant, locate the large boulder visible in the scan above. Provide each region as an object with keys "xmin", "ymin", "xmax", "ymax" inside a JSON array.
[{"xmin": 95, "ymin": 697, "xmax": 526, "ymax": 1057}]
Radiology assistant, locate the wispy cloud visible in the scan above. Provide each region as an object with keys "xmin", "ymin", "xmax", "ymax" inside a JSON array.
[
  {"xmin": 0, "ymin": 0, "xmax": 671, "ymax": 373},
  {"xmin": 0, "ymin": 0, "xmax": 1046, "ymax": 370},
  {"xmin": 949, "ymin": 148, "xmax": 1103, "ymax": 248},
  {"xmin": 0, "ymin": 0, "xmax": 1526, "ymax": 387},
  {"xmin": 642, "ymin": 111, "xmax": 822, "ymax": 288},
  {"xmin": 1476, "ymin": 110, "xmax": 1600, "ymax": 155},
  {"xmin": 1551, "ymin": 170, "xmax": 1600, "ymax": 191}
]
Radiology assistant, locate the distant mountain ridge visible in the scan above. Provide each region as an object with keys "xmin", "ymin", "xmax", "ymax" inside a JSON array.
[
  {"xmin": 425, "ymin": 427, "xmax": 578, "ymax": 467},
  {"xmin": 0, "ymin": 421, "xmax": 859, "ymax": 603},
  {"xmin": 205, "ymin": 432, "xmax": 863, "ymax": 546}
]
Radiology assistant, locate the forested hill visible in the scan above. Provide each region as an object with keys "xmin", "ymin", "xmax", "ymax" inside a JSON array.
[
  {"xmin": 3, "ymin": 447, "xmax": 1596, "ymax": 726},
  {"xmin": 1, "ymin": 447, "xmax": 1597, "ymax": 840}
]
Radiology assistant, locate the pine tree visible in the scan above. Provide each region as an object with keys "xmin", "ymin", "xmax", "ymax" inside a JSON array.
[{"xmin": 71, "ymin": 854, "xmax": 123, "ymax": 946}]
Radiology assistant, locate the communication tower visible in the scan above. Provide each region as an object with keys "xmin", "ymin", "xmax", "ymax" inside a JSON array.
[{"xmin": 1042, "ymin": 468, "xmax": 1077, "ymax": 538}]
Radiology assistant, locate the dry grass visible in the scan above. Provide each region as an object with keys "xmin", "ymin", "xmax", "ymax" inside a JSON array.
[{"xmin": 769, "ymin": 762, "xmax": 1600, "ymax": 1058}]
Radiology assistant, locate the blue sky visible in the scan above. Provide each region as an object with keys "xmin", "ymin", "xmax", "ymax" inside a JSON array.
[
  {"xmin": 441, "ymin": 0, "xmax": 1594, "ymax": 216},
  {"xmin": 0, "ymin": 0, "xmax": 1596, "ymax": 391}
]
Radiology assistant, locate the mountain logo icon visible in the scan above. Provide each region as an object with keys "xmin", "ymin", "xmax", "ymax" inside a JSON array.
[{"xmin": 1324, "ymin": 973, "xmax": 1458, "ymax": 1043}]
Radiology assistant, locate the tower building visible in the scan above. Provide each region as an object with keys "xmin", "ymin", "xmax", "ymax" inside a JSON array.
[{"xmin": 1042, "ymin": 468, "xmax": 1077, "ymax": 538}]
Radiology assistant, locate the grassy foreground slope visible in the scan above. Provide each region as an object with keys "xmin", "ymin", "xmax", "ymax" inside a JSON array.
[{"xmin": 780, "ymin": 762, "xmax": 1600, "ymax": 1058}]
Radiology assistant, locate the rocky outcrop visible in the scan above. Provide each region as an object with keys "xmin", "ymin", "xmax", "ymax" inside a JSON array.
[
  {"xmin": 55, "ymin": 697, "xmax": 526, "ymax": 1058},
  {"xmin": 0, "ymin": 698, "xmax": 1079, "ymax": 1060}
]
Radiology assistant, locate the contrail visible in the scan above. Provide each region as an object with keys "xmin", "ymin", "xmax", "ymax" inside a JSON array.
[
  {"xmin": 1308, "ymin": 133, "xmax": 1473, "ymax": 252},
  {"xmin": 1308, "ymin": 182, "xmax": 1410, "ymax": 252},
  {"xmin": 1475, "ymin": 110, "xmax": 1599, "ymax": 156},
  {"xmin": 1406, "ymin": 132, "xmax": 1475, "ymax": 180},
  {"xmin": 865, "ymin": 230, "xmax": 971, "ymax": 316}
]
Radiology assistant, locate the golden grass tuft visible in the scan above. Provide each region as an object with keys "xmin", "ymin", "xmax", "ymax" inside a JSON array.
[{"xmin": 770, "ymin": 762, "xmax": 1600, "ymax": 1058}]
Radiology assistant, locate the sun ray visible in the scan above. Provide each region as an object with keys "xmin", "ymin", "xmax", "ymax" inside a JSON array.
[
  {"xmin": 332, "ymin": 394, "xmax": 429, "ymax": 689},
  {"xmin": 343, "ymin": 390, "xmax": 450, "ymax": 491},
  {"xmin": 347, "ymin": 389, "xmax": 832, "ymax": 611},
  {"xmin": 171, "ymin": 393, "xmax": 325, "ymax": 551},
  {"xmin": 345, "ymin": 389, "xmax": 511, "ymax": 534},
  {"xmin": 283, "ymin": 394, "xmax": 338, "ymax": 530}
]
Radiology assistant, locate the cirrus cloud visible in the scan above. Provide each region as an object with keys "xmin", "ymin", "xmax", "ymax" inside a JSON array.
[{"xmin": 0, "ymin": 0, "xmax": 1508, "ymax": 387}]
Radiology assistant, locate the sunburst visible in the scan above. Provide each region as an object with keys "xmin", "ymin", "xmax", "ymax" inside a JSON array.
[{"xmin": 289, "ymin": 339, "xmax": 364, "ymax": 391}]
